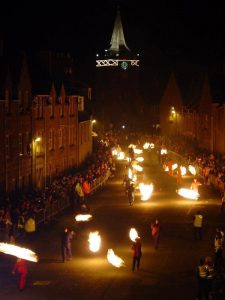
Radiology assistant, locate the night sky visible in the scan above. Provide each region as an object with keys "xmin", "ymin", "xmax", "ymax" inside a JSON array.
[
  {"xmin": 1, "ymin": 0, "xmax": 224, "ymax": 58},
  {"xmin": 1, "ymin": 0, "xmax": 225, "ymax": 99}
]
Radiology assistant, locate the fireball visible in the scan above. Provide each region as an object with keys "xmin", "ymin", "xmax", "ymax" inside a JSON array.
[
  {"xmin": 139, "ymin": 183, "xmax": 153, "ymax": 201},
  {"xmin": 88, "ymin": 231, "xmax": 101, "ymax": 252},
  {"xmin": 107, "ymin": 249, "xmax": 125, "ymax": 268},
  {"xmin": 75, "ymin": 214, "xmax": 92, "ymax": 222},
  {"xmin": 177, "ymin": 188, "xmax": 199, "ymax": 200},
  {"xmin": 188, "ymin": 165, "xmax": 196, "ymax": 176},
  {"xmin": 0, "ymin": 243, "xmax": 38, "ymax": 262},
  {"xmin": 129, "ymin": 228, "xmax": 139, "ymax": 242}
]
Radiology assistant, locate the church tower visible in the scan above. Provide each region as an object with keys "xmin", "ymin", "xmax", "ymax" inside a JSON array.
[{"xmin": 95, "ymin": 7, "xmax": 141, "ymax": 130}]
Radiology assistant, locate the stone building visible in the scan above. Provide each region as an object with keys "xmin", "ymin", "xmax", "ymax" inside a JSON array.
[{"xmin": 0, "ymin": 51, "xmax": 92, "ymax": 196}]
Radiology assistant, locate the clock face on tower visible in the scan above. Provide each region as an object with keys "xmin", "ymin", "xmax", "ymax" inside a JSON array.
[{"xmin": 120, "ymin": 61, "xmax": 129, "ymax": 70}]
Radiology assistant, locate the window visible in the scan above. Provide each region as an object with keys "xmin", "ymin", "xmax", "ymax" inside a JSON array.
[
  {"xmin": 38, "ymin": 97, "xmax": 43, "ymax": 118},
  {"xmin": 5, "ymin": 90, "xmax": 9, "ymax": 113},
  {"xmin": 59, "ymin": 104, "xmax": 64, "ymax": 117},
  {"xmin": 49, "ymin": 129, "xmax": 54, "ymax": 150},
  {"xmin": 49, "ymin": 97, "xmax": 54, "ymax": 118},
  {"xmin": 59, "ymin": 128, "xmax": 65, "ymax": 148},
  {"xmin": 19, "ymin": 133, "xmax": 23, "ymax": 155},
  {"xmin": 69, "ymin": 126, "xmax": 75, "ymax": 145},
  {"xmin": 69, "ymin": 97, "xmax": 75, "ymax": 115},
  {"xmin": 5, "ymin": 135, "xmax": 10, "ymax": 159}
]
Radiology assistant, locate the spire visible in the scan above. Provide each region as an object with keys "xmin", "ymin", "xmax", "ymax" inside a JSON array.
[{"xmin": 108, "ymin": 7, "xmax": 130, "ymax": 53}]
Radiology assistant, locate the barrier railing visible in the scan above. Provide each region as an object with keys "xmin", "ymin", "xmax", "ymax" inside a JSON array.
[{"xmin": 35, "ymin": 169, "xmax": 111, "ymax": 226}]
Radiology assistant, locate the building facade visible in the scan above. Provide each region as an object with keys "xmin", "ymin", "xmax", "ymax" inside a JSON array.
[{"xmin": 0, "ymin": 52, "xmax": 92, "ymax": 197}]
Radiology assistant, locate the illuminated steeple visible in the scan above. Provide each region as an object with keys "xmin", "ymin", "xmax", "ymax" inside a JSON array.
[{"xmin": 108, "ymin": 7, "xmax": 130, "ymax": 53}]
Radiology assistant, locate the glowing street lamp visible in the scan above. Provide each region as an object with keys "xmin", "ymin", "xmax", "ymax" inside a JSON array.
[{"xmin": 33, "ymin": 137, "xmax": 41, "ymax": 187}]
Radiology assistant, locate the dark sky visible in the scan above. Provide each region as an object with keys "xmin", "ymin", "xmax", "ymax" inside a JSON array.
[
  {"xmin": 1, "ymin": 0, "xmax": 225, "ymax": 58},
  {"xmin": 1, "ymin": 0, "xmax": 225, "ymax": 89}
]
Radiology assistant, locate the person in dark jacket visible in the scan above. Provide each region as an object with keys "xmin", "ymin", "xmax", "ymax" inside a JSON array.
[
  {"xmin": 131, "ymin": 237, "xmax": 142, "ymax": 272},
  {"xmin": 127, "ymin": 183, "xmax": 134, "ymax": 206},
  {"xmin": 67, "ymin": 230, "xmax": 75, "ymax": 260},
  {"xmin": 61, "ymin": 227, "xmax": 69, "ymax": 262}
]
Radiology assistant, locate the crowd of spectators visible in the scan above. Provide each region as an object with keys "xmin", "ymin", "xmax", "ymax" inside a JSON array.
[{"xmin": 0, "ymin": 136, "xmax": 116, "ymax": 244}]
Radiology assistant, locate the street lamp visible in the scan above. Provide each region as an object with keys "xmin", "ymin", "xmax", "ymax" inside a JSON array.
[
  {"xmin": 33, "ymin": 137, "xmax": 41, "ymax": 188},
  {"xmin": 35, "ymin": 137, "xmax": 41, "ymax": 142}
]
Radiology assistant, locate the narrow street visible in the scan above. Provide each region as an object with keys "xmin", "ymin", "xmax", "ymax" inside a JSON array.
[{"xmin": 0, "ymin": 149, "xmax": 223, "ymax": 300}]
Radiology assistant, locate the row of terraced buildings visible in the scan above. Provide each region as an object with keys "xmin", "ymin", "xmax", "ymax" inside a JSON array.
[{"xmin": 0, "ymin": 50, "xmax": 93, "ymax": 197}]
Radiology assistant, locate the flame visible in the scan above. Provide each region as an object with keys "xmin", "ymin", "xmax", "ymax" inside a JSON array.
[
  {"xmin": 132, "ymin": 164, "xmax": 143, "ymax": 172},
  {"xmin": 188, "ymin": 165, "xmax": 196, "ymax": 176},
  {"xmin": 112, "ymin": 149, "xmax": 117, "ymax": 156},
  {"xmin": 133, "ymin": 174, "xmax": 137, "ymax": 182},
  {"xmin": 161, "ymin": 149, "xmax": 167, "ymax": 155},
  {"xmin": 180, "ymin": 166, "xmax": 186, "ymax": 176},
  {"xmin": 177, "ymin": 188, "xmax": 199, "ymax": 200},
  {"xmin": 128, "ymin": 168, "xmax": 133, "ymax": 179},
  {"xmin": 150, "ymin": 143, "xmax": 155, "ymax": 149},
  {"xmin": 128, "ymin": 144, "xmax": 136, "ymax": 149},
  {"xmin": 0, "ymin": 243, "xmax": 38, "ymax": 262},
  {"xmin": 107, "ymin": 249, "xmax": 125, "ymax": 268},
  {"xmin": 139, "ymin": 183, "xmax": 153, "ymax": 201},
  {"xmin": 129, "ymin": 228, "xmax": 139, "ymax": 242},
  {"xmin": 172, "ymin": 163, "xmax": 178, "ymax": 170},
  {"xmin": 143, "ymin": 142, "xmax": 150, "ymax": 149},
  {"xmin": 88, "ymin": 231, "xmax": 101, "ymax": 252},
  {"xmin": 134, "ymin": 148, "xmax": 143, "ymax": 154},
  {"xmin": 136, "ymin": 157, "xmax": 144, "ymax": 162},
  {"xmin": 75, "ymin": 214, "xmax": 92, "ymax": 222},
  {"xmin": 117, "ymin": 152, "xmax": 125, "ymax": 160}
]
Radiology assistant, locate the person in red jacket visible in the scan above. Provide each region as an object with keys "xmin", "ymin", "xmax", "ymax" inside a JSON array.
[
  {"xmin": 151, "ymin": 219, "xmax": 161, "ymax": 249},
  {"xmin": 12, "ymin": 258, "xmax": 28, "ymax": 291},
  {"xmin": 131, "ymin": 237, "xmax": 142, "ymax": 272}
]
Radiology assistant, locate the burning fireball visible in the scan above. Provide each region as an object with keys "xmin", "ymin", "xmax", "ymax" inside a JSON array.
[
  {"xmin": 88, "ymin": 231, "xmax": 101, "ymax": 252},
  {"xmin": 107, "ymin": 249, "xmax": 125, "ymax": 268},
  {"xmin": 139, "ymin": 183, "xmax": 154, "ymax": 201},
  {"xmin": 75, "ymin": 214, "xmax": 92, "ymax": 222},
  {"xmin": 0, "ymin": 243, "xmax": 38, "ymax": 262},
  {"xmin": 129, "ymin": 228, "xmax": 139, "ymax": 242},
  {"xmin": 177, "ymin": 188, "xmax": 200, "ymax": 200}
]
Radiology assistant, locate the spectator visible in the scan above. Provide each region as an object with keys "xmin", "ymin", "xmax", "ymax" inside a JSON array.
[
  {"xmin": 24, "ymin": 214, "xmax": 36, "ymax": 243},
  {"xmin": 214, "ymin": 231, "xmax": 223, "ymax": 271},
  {"xmin": 221, "ymin": 190, "xmax": 225, "ymax": 213},
  {"xmin": 196, "ymin": 258, "xmax": 208, "ymax": 300}
]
